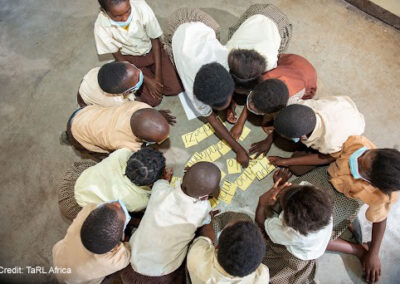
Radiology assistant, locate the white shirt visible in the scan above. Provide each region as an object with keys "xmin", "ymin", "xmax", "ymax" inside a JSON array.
[
  {"xmin": 74, "ymin": 148, "xmax": 151, "ymax": 212},
  {"xmin": 265, "ymin": 213, "xmax": 333, "ymax": 260},
  {"xmin": 187, "ymin": 237, "xmax": 270, "ymax": 284},
  {"xmin": 298, "ymin": 96, "xmax": 365, "ymax": 154},
  {"xmin": 225, "ymin": 14, "xmax": 281, "ymax": 71},
  {"xmin": 129, "ymin": 180, "xmax": 211, "ymax": 276},
  {"xmin": 172, "ymin": 22, "xmax": 229, "ymax": 117},
  {"xmin": 94, "ymin": 0, "xmax": 163, "ymax": 56},
  {"xmin": 79, "ymin": 67, "xmax": 134, "ymax": 107}
]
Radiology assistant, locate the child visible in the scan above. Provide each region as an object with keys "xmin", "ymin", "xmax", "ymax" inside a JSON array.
[
  {"xmin": 230, "ymin": 54, "xmax": 317, "ymax": 139},
  {"xmin": 187, "ymin": 216, "xmax": 269, "ymax": 283},
  {"xmin": 94, "ymin": 0, "xmax": 182, "ymax": 106},
  {"xmin": 121, "ymin": 162, "xmax": 221, "ymax": 282},
  {"xmin": 66, "ymin": 101, "xmax": 174, "ymax": 154},
  {"xmin": 255, "ymin": 96, "xmax": 365, "ymax": 175},
  {"xmin": 58, "ymin": 148, "xmax": 166, "ymax": 220},
  {"xmin": 326, "ymin": 136, "xmax": 400, "ymax": 283},
  {"xmin": 77, "ymin": 62, "xmax": 143, "ymax": 107},
  {"xmin": 225, "ymin": 4, "xmax": 292, "ymax": 123},
  {"xmin": 52, "ymin": 201, "xmax": 131, "ymax": 283},
  {"xmin": 166, "ymin": 8, "xmax": 250, "ymax": 167},
  {"xmin": 255, "ymin": 169, "xmax": 333, "ymax": 284}
]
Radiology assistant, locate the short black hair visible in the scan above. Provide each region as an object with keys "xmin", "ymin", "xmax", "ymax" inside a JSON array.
[
  {"xmin": 80, "ymin": 205, "xmax": 124, "ymax": 254},
  {"xmin": 98, "ymin": 0, "xmax": 127, "ymax": 11},
  {"xmin": 125, "ymin": 148, "xmax": 166, "ymax": 186},
  {"xmin": 98, "ymin": 62, "xmax": 128, "ymax": 94},
  {"xmin": 274, "ymin": 104, "xmax": 316, "ymax": 138},
  {"xmin": 252, "ymin": 79, "xmax": 289, "ymax": 114},
  {"xmin": 193, "ymin": 62, "xmax": 234, "ymax": 107},
  {"xmin": 282, "ymin": 185, "xmax": 333, "ymax": 235},
  {"xmin": 369, "ymin": 148, "xmax": 400, "ymax": 194},
  {"xmin": 229, "ymin": 49, "xmax": 266, "ymax": 88},
  {"xmin": 217, "ymin": 221, "xmax": 265, "ymax": 277}
]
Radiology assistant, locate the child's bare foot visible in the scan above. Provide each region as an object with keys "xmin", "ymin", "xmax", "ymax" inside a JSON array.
[
  {"xmin": 226, "ymin": 102, "xmax": 238, "ymax": 124},
  {"xmin": 355, "ymin": 242, "xmax": 370, "ymax": 260}
]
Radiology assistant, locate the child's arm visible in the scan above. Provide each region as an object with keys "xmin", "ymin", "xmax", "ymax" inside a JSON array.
[
  {"xmin": 77, "ymin": 91, "xmax": 87, "ymax": 108},
  {"xmin": 230, "ymin": 107, "xmax": 249, "ymax": 140},
  {"xmin": 151, "ymin": 38, "xmax": 162, "ymax": 85},
  {"xmin": 206, "ymin": 112, "xmax": 249, "ymax": 167},
  {"xmin": 198, "ymin": 223, "xmax": 216, "ymax": 244},
  {"xmin": 268, "ymin": 153, "xmax": 336, "ymax": 167},
  {"xmin": 362, "ymin": 219, "xmax": 386, "ymax": 283},
  {"xmin": 249, "ymin": 132, "xmax": 275, "ymax": 158}
]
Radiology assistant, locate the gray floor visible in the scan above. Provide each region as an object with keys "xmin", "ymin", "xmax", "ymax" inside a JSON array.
[{"xmin": 0, "ymin": 0, "xmax": 399, "ymax": 283}]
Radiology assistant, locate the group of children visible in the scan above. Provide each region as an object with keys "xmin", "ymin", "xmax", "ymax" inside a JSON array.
[{"xmin": 53, "ymin": 1, "xmax": 400, "ymax": 283}]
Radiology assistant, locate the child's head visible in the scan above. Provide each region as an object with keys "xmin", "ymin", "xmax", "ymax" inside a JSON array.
[
  {"xmin": 80, "ymin": 201, "xmax": 126, "ymax": 254},
  {"xmin": 280, "ymin": 185, "xmax": 333, "ymax": 235},
  {"xmin": 228, "ymin": 49, "xmax": 266, "ymax": 89},
  {"xmin": 130, "ymin": 109, "xmax": 170, "ymax": 144},
  {"xmin": 125, "ymin": 148, "xmax": 166, "ymax": 186},
  {"xmin": 217, "ymin": 221, "xmax": 265, "ymax": 277},
  {"xmin": 182, "ymin": 162, "xmax": 221, "ymax": 199},
  {"xmin": 98, "ymin": 62, "xmax": 142, "ymax": 95},
  {"xmin": 247, "ymin": 79, "xmax": 289, "ymax": 115},
  {"xmin": 360, "ymin": 148, "xmax": 400, "ymax": 194},
  {"xmin": 194, "ymin": 62, "xmax": 235, "ymax": 111},
  {"xmin": 99, "ymin": 0, "xmax": 131, "ymax": 23},
  {"xmin": 274, "ymin": 104, "xmax": 316, "ymax": 140}
]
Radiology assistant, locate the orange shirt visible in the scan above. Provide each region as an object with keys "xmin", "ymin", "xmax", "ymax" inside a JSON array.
[
  {"xmin": 262, "ymin": 54, "xmax": 317, "ymax": 101},
  {"xmin": 328, "ymin": 136, "xmax": 398, "ymax": 222}
]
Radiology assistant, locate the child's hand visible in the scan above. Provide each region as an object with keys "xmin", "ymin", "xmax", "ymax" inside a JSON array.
[
  {"xmin": 198, "ymin": 223, "xmax": 216, "ymax": 241},
  {"xmin": 230, "ymin": 124, "xmax": 243, "ymax": 141},
  {"xmin": 268, "ymin": 156, "xmax": 289, "ymax": 167},
  {"xmin": 273, "ymin": 168, "xmax": 292, "ymax": 185},
  {"xmin": 362, "ymin": 251, "xmax": 381, "ymax": 283},
  {"xmin": 162, "ymin": 167, "xmax": 174, "ymax": 182},
  {"xmin": 236, "ymin": 149, "xmax": 250, "ymax": 168},
  {"xmin": 145, "ymin": 77, "xmax": 163, "ymax": 99},
  {"xmin": 259, "ymin": 178, "xmax": 292, "ymax": 207},
  {"xmin": 249, "ymin": 139, "xmax": 272, "ymax": 158},
  {"xmin": 159, "ymin": 110, "xmax": 176, "ymax": 125}
]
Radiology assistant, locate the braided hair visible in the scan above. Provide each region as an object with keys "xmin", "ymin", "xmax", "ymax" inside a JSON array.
[{"xmin": 125, "ymin": 148, "xmax": 166, "ymax": 186}]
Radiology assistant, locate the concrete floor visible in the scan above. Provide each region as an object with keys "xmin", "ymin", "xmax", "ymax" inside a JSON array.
[{"xmin": 0, "ymin": 0, "xmax": 399, "ymax": 282}]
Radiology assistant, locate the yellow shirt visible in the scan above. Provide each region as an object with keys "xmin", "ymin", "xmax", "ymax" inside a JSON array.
[
  {"xmin": 74, "ymin": 148, "xmax": 151, "ymax": 212},
  {"xmin": 328, "ymin": 136, "xmax": 398, "ymax": 222},
  {"xmin": 79, "ymin": 67, "xmax": 134, "ymax": 107},
  {"xmin": 94, "ymin": 0, "xmax": 162, "ymax": 56},
  {"xmin": 71, "ymin": 101, "xmax": 151, "ymax": 153},
  {"xmin": 187, "ymin": 237, "xmax": 270, "ymax": 284},
  {"xmin": 298, "ymin": 96, "xmax": 365, "ymax": 154},
  {"xmin": 52, "ymin": 204, "xmax": 131, "ymax": 284}
]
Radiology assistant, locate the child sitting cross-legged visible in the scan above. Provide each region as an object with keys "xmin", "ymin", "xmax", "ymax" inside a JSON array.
[
  {"xmin": 52, "ymin": 201, "xmax": 131, "ymax": 284},
  {"xmin": 120, "ymin": 161, "xmax": 221, "ymax": 283},
  {"xmin": 187, "ymin": 214, "xmax": 269, "ymax": 283},
  {"xmin": 255, "ymin": 168, "xmax": 333, "ymax": 284}
]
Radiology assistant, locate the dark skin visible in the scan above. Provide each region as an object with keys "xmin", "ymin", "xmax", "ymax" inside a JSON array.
[
  {"xmin": 205, "ymin": 104, "xmax": 250, "ymax": 167},
  {"xmin": 76, "ymin": 62, "xmax": 141, "ymax": 107},
  {"xmin": 104, "ymin": 0, "xmax": 163, "ymax": 100},
  {"xmin": 131, "ymin": 109, "xmax": 171, "ymax": 144},
  {"xmin": 327, "ymin": 150, "xmax": 385, "ymax": 283},
  {"xmin": 255, "ymin": 169, "xmax": 292, "ymax": 235},
  {"xmin": 181, "ymin": 162, "xmax": 221, "ymax": 198},
  {"xmin": 106, "ymin": 201, "xmax": 128, "ymax": 242}
]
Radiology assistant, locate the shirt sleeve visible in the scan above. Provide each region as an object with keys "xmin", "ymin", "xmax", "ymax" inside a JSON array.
[
  {"xmin": 110, "ymin": 242, "xmax": 131, "ymax": 270},
  {"xmin": 138, "ymin": 1, "xmax": 163, "ymax": 39},
  {"xmin": 151, "ymin": 179, "xmax": 171, "ymax": 193},
  {"xmin": 264, "ymin": 215, "xmax": 297, "ymax": 246},
  {"xmin": 187, "ymin": 237, "xmax": 213, "ymax": 268},
  {"xmin": 94, "ymin": 19, "xmax": 121, "ymax": 55}
]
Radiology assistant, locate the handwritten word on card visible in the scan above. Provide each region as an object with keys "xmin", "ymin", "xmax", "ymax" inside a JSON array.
[
  {"xmin": 220, "ymin": 170, "xmax": 226, "ymax": 180},
  {"xmin": 235, "ymin": 169, "xmax": 256, "ymax": 191},
  {"xmin": 181, "ymin": 132, "xmax": 197, "ymax": 148},
  {"xmin": 215, "ymin": 140, "xmax": 231, "ymax": 155},
  {"xmin": 227, "ymin": 159, "xmax": 242, "ymax": 175},
  {"xmin": 209, "ymin": 197, "xmax": 219, "ymax": 209},
  {"xmin": 218, "ymin": 181, "xmax": 238, "ymax": 204},
  {"xmin": 249, "ymin": 157, "xmax": 275, "ymax": 180},
  {"xmin": 239, "ymin": 126, "xmax": 251, "ymax": 141},
  {"xmin": 200, "ymin": 145, "xmax": 221, "ymax": 162}
]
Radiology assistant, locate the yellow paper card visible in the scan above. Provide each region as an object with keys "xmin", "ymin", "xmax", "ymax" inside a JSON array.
[
  {"xmin": 249, "ymin": 157, "xmax": 276, "ymax": 181},
  {"xmin": 220, "ymin": 170, "xmax": 226, "ymax": 180},
  {"xmin": 170, "ymin": 176, "xmax": 182, "ymax": 187},
  {"xmin": 227, "ymin": 158, "xmax": 242, "ymax": 175},
  {"xmin": 239, "ymin": 126, "xmax": 251, "ymax": 141},
  {"xmin": 201, "ymin": 145, "xmax": 221, "ymax": 162},
  {"xmin": 209, "ymin": 197, "xmax": 219, "ymax": 209},
  {"xmin": 218, "ymin": 181, "xmax": 238, "ymax": 204},
  {"xmin": 203, "ymin": 123, "xmax": 215, "ymax": 136},
  {"xmin": 181, "ymin": 132, "xmax": 197, "ymax": 148},
  {"xmin": 255, "ymin": 165, "xmax": 275, "ymax": 180},
  {"xmin": 215, "ymin": 140, "xmax": 232, "ymax": 155},
  {"xmin": 235, "ymin": 169, "xmax": 256, "ymax": 191}
]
